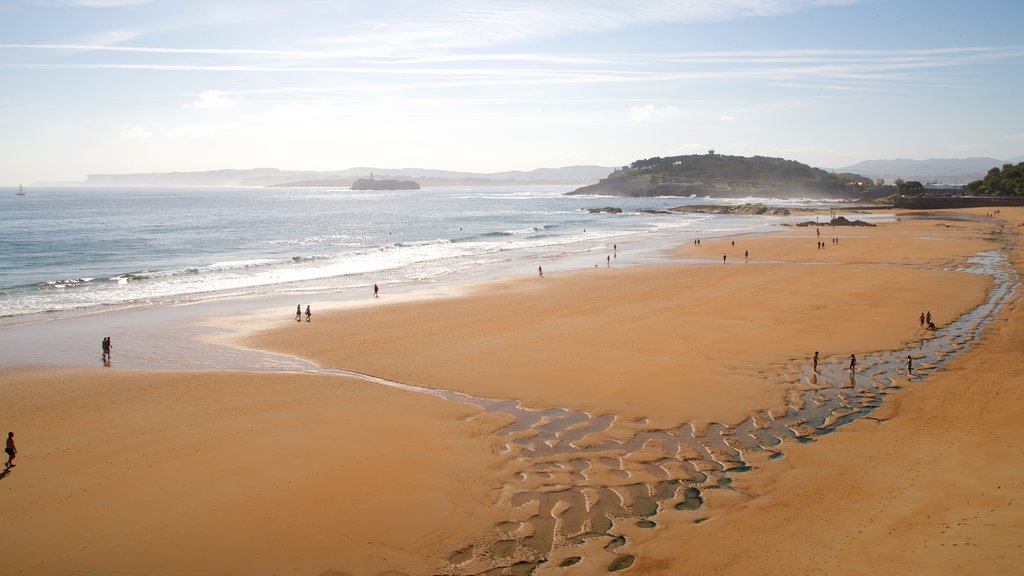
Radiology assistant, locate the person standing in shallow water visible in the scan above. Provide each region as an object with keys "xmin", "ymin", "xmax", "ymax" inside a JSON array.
[
  {"xmin": 373, "ymin": 283, "xmax": 379, "ymax": 297},
  {"xmin": 849, "ymin": 354, "xmax": 857, "ymax": 373},
  {"xmin": 812, "ymin": 351, "xmax": 819, "ymax": 373},
  {"xmin": 4, "ymin": 432, "xmax": 15, "ymax": 468}
]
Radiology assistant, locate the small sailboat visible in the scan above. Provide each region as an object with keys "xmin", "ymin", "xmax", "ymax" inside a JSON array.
[{"xmin": 16, "ymin": 184, "xmax": 25, "ymax": 196}]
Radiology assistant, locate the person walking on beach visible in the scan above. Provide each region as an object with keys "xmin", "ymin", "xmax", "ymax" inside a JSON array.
[
  {"xmin": 305, "ymin": 305, "xmax": 311, "ymax": 322},
  {"xmin": 4, "ymin": 432, "xmax": 15, "ymax": 468},
  {"xmin": 538, "ymin": 266, "xmax": 543, "ymax": 277},
  {"xmin": 926, "ymin": 311, "xmax": 932, "ymax": 325},
  {"xmin": 919, "ymin": 312, "xmax": 925, "ymax": 327},
  {"xmin": 907, "ymin": 355, "xmax": 913, "ymax": 375},
  {"xmin": 296, "ymin": 305, "xmax": 302, "ymax": 322},
  {"xmin": 101, "ymin": 337, "xmax": 112, "ymax": 361},
  {"xmin": 373, "ymin": 283, "xmax": 379, "ymax": 297},
  {"xmin": 812, "ymin": 351, "xmax": 819, "ymax": 373},
  {"xmin": 849, "ymin": 354, "xmax": 857, "ymax": 373}
]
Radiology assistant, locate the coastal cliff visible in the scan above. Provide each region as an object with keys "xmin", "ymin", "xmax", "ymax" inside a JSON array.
[{"xmin": 568, "ymin": 153, "xmax": 882, "ymax": 199}]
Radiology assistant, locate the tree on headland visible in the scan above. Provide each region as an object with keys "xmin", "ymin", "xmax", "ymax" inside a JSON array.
[
  {"xmin": 895, "ymin": 179, "xmax": 925, "ymax": 193},
  {"xmin": 966, "ymin": 162, "xmax": 1024, "ymax": 196}
]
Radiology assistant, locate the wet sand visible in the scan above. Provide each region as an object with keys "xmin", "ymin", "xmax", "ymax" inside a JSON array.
[{"xmin": 1, "ymin": 208, "xmax": 1021, "ymax": 575}]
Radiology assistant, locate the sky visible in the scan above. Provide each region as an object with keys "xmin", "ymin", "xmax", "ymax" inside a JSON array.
[{"xmin": 1, "ymin": 0, "xmax": 1023, "ymax": 184}]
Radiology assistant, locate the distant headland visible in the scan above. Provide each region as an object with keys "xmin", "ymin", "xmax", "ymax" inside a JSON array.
[{"xmin": 79, "ymin": 165, "xmax": 614, "ymax": 188}]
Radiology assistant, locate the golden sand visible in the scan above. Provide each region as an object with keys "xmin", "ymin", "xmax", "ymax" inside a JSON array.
[{"xmin": 1, "ymin": 208, "xmax": 1021, "ymax": 575}]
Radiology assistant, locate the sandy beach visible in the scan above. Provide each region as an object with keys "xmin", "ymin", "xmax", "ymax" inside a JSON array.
[{"xmin": 1, "ymin": 208, "xmax": 1022, "ymax": 575}]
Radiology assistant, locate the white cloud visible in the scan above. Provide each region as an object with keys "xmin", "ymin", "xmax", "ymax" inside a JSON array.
[
  {"xmin": 720, "ymin": 115, "xmax": 737, "ymax": 123},
  {"xmin": 120, "ymin": 124, "xmax": 151, "ymax": 139},
  {"xmin": 190, "ymin": 90, "xmax": 237, "ymax": 109},
  {"xmin": 628, "ymin": 104, "xmax": 680, "ymax": 122}
]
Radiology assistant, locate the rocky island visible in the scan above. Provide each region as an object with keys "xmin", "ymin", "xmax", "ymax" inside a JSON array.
[{"xmin": 568, "ymin": 152, "xmax": 884, "ymax": 199}]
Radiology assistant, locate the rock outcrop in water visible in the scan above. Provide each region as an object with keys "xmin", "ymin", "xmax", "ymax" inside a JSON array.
[
  {"xmin": 794, "ymin": 216, "xmax": 876, "ymax": 227},
  {"xmin": 669, "ymin": 203, "xmax": 792, "ymax": 216}
]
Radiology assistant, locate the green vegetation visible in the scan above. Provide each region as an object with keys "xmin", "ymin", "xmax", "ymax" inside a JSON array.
[
  {"xmin": 965, "ymin": 162, "xmax": 1024, "ymax": 196},
  {"xmin": 619, "ymin": 154, "xmax": 852, "ymax": 187}
]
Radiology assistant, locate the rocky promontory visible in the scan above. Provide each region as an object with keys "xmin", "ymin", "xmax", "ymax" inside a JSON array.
[{"xmin": 567, "ymin": 153, "xmax": 883, "ymax": 199}]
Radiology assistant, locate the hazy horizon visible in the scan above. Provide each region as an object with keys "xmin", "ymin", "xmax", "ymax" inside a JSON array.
[{"xmin": 2, "ymin": 0, "xmax": 1023, "ymax": 186}]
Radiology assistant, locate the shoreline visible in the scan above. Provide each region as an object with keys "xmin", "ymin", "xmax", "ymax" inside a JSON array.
[
  {"xmin": 0, "ymin": 209, "xmax": 806, "ymax": 371},
  {"xmin": 1, "ymin": 208, "xmax": 1021, "ymax": 575}
]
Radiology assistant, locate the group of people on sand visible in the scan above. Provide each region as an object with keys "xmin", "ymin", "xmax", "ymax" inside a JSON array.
[
  {"xmin": 293, "ymin": 284, "xmax": 381, "ymax": 321},
  {"xmin": 100, "ymin": 336, "xmax": 112, "ymax": 362},
  {"xmin": 919, "ymin": 310, "xmax": 936, "ymax": 331},
  {"xmin": 811, "ymin": 312, "xmax": 934, "ymax": 378},
  {"xmin": 809, "ymin": 351, "xmax": 859, "ymax": 374}
]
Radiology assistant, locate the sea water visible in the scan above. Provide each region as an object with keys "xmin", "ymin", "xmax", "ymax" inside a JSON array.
[{"xmin": 0, "ymin": 184, "xmax": 842, "ymax": 326}]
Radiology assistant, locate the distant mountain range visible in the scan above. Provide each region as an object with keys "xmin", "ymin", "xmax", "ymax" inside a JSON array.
[
  {"xmin": 833, "ymin": 157, "xmax": 1024, "ymax": 185},
  {"xmin": 81, "ymin": 166, "xmax": 615, "ymax": 187},
  {"xmin": 67, "ymin": 156, "xmax": 1024, "ymax": 188}
]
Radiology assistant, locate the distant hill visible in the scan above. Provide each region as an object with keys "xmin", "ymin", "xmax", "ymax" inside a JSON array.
[
  {"xmin": 835, "ymin": 157, "xmax": 1018, "ymax": 185},
  {"xmin": 568, "ymin": 153, "xmax": 881, "ymax": 199},
  {"xmin": 82, "ymin": 165, "xmax": 614, "ymax": 187}
]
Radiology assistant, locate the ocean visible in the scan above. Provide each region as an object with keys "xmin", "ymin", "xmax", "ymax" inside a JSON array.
[{"xmin": 0, "ymin": 184, "xmax": 839, "ymax": 324}]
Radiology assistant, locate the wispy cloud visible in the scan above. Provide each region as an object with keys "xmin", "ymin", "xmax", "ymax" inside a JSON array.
[
  {"xmin": 309, "ymin": 0, "xmax": 861, "ymax": 56},
  {"xmin": 81, "ymin": 29, "xmax": 143, "ymax": 47}
]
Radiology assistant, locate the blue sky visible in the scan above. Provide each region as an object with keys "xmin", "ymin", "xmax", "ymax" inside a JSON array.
[{"xmin": 1, "ymin": 0, "xmax": 1022, "ymax": 184}]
